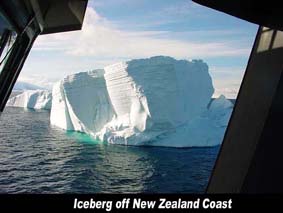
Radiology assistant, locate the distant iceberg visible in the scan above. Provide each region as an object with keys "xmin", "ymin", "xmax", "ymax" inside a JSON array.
[
  {"xmin": 13, "ymin": 81, "xmax": 44, "ymax": 91},
  {"xmin": 50, "ymin": 56, "xmax": 233, "ymax": 147},
  {"xmin": 7, "ymin": 90, "xmax": 52, "ymax": 110}
]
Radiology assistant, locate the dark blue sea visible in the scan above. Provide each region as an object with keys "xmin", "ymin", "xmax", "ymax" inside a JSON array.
[{"xmin": 0, "ymin": 107, "xmax": 219, "ymax": 193}]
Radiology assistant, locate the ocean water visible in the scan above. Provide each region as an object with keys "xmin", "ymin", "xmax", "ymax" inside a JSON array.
[{"xmin": 0, "ymin": 107, "xmax": 219, "ymax": 193}]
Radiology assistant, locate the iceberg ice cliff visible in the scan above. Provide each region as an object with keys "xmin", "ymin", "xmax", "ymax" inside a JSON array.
[
  {"xmin": 50, "ymin": 69, "xmax": 114, "ymax": 132},
  {"xmin": 7, "ymin": 90, "xmax": 52, "ymax": 110},
  {"xmin": 152, "ymin": 95, "xmax": 233, "ymax": 147},
  {"xmin": 50, "ymin": 56, "xmax": 232, "ymax": 147}
]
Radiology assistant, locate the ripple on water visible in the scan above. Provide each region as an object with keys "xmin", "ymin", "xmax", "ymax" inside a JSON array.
[{"xmin": 0, "ymin": 107, "xmax": 219, "ymax": 193}]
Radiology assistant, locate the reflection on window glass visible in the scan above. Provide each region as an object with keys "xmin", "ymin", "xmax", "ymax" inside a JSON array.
[
  {"xmin": 0, "ymin": 1, "xmax": 258, "ymax": 193},
  {"xmin": 0, "ymin": 27, "xmax": 17, "ymax": 73}
]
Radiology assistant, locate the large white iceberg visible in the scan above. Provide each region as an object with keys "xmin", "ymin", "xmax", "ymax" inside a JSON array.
[
  {"xmin": 7, "ymin": 90, "xmax": 52, "ymax": 110},
  {"xmin": 50, "ymin": 56, "xmax": 232, "ymax": 147}
]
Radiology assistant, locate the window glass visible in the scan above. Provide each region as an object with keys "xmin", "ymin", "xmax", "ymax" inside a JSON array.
[{"xmin": 0, "ymin": 18, "xmax": 17, "ymax": 73}]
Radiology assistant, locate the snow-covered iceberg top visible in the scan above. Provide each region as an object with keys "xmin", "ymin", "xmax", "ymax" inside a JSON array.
[
  {"xmin": 50, "ymin": 56, "xmax": 233, "ymax": 147},
  {"xmin": 7, "ymin": 90, "xmax": 52, "ymax": 110}
]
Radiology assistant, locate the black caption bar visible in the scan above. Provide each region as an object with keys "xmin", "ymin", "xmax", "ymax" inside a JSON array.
[{"xmin": 0, "ymin": 194, "xmax": 282, "ymax": 212}]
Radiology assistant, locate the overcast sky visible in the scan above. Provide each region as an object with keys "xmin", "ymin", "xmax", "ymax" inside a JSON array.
[{"xmin": 19, "ymin": 0, "xmax": 258, "ymax": 98}]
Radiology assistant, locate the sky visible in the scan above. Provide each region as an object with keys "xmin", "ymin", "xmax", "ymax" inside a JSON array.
[{"xmin": 19, "ymin": 0, "xmax": 258, "ymax": 98}]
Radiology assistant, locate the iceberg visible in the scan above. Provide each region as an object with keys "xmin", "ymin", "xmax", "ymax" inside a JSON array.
[
  {"xmin": 151, "ymin": 95, "xmax": 233, "ymax": 147},
  {"xmin": 13, "ymin": 81, "xmax": 44, "ymax": 91},
  {"xmin": 50, "ymin": 56, "xmax": 232, "ymax": 147},
  {"xmin": 50, "ymin": 70, "xmax": 114, "ymax": 132},
  {"xmin": 7, "ymin": 90, "xmax": 52, "ymax": 110}
]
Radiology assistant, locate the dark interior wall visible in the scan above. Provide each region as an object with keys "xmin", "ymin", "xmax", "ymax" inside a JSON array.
[
  {"xmin": 193, "ymin": 0, "xmax": 283, "ymax": 31},
  {"xmin": 242, "ymin": 57, "xmax": 283, "ymax": 193},
  {"xmin": 207, "ymin": 27, "xmax": 283, "ymax": 193}
]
